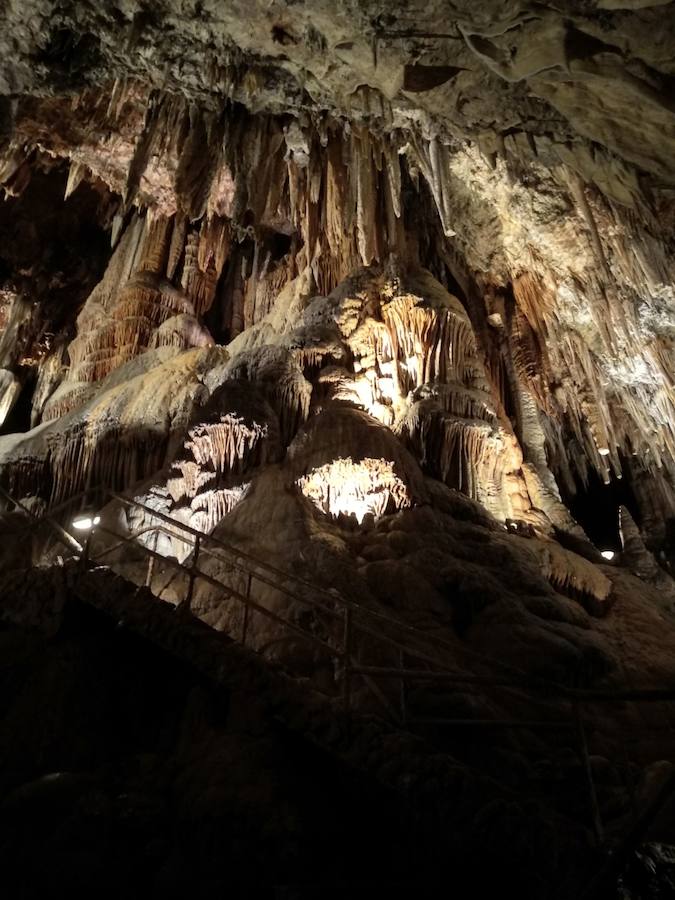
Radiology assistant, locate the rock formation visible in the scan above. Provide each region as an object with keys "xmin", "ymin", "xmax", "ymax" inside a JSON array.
[{"xmin": 1, "ymin": 1, "xmax": 675, "ymax": 895}]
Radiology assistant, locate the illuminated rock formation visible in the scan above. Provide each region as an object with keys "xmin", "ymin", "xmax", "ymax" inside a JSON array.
[
  {"xmin": 0, "ymin": 0, "xmax": 672, "ymax": 717},
  {"xmin": 2, "ymin": 6, "xmax": 675, "ymax": 892}
]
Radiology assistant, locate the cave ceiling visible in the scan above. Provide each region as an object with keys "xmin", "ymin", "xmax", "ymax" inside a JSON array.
[{"xmin": 0, "ymin": 0, "xmax": 674, "ymax": 557}]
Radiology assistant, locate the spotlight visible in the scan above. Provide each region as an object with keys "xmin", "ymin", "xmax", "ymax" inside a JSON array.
[
  {"xmin": 72, "ymin": 513, "xmax": 101, "ymax": 531},
  {"xmin": 600, "ymin": 550, "xmax": 615, "ymax": 561}
]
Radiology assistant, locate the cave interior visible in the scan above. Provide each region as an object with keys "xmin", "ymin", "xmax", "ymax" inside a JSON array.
[{"xmin": 1, "ymin": 1, "xmax": 675, "ymax": 897}]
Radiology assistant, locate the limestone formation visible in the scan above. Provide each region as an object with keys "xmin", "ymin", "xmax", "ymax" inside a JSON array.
[{"xmin": 1, "ymin": 3, "xmax": 675, "ymax": 893}]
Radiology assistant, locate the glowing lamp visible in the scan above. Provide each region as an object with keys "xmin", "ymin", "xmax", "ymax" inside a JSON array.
[
  {"xmin": 72, "ymin": 514, "xmax": 101, "ymax": 531},
  {"xmin": 600, "ymin": 550, "xmax": 615, "ymax": 561}
]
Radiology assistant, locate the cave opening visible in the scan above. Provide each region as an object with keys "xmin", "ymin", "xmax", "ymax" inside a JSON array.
[
  {"xmin": 0, "ymin": 366, "xmax": 36, "ymax": 435},
  {"xmin": 267, "ymin": 229, "xmax": 293, "ymax": 262},
  {"xmin": 205, "ymin": 226, "xmax": 297, "ymax": 346},
  {"xmin": 36, "ymin": 27, "xmax": 102, "ymax": 87},
  {"xmin": 0, "ymin": 163, "xmax": 112, "ymax": 332},
  {"xmin": 563, "ymin": 460, "xmax": 641, "ymax": 552},
  {"xmin": 0, "ymin": 163, "xmax": 112, "ymax": 434}
]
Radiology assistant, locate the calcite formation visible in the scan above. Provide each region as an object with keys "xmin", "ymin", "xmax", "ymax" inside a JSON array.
[{"xmin": 0, "ymin": 3, "xmax": 673, "ymax": 697}]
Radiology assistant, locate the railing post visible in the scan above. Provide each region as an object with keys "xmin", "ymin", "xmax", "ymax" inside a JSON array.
[
  {"xmin": 80, "ymin": 527, "xmax": 91, "ymax": 571},
  {"xmin": 183, "ymin": 534, "xmax": 200, "ymax": 613},
  {"xmin": 399, "ymin": 648, "xmax": 408, "ymax": 726},
  {"xmin": 145, "ymin": 529, "xmax": 158, "ymax": 588},
  {"xmin": 576, "ymin": 701, "xmax": 604, "ymax": 846},
  {"xmin": 342, "ymin": 605, "xmax": 352, "ymax": 714},
  {"xmin": 241, "ymin": 572, "xmax": 252, "ymax": 645}
]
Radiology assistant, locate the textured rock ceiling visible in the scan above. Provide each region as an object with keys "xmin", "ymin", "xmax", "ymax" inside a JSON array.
[
  {"xmin": 0, "ymin": 0, "xmax": 674, "ymax": 561},
  {"xmin": 4, "ymin": 1, "xmax": 675, "ymax": 169}
]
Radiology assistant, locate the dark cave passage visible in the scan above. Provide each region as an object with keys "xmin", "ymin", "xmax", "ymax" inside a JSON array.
[
  {"xmin": 564, "ymin": 463, "xmax": 641, "ymax": 552},
  {"xmin": 0, "ymin": 367, "xmax": 36, "ymax": 435}
]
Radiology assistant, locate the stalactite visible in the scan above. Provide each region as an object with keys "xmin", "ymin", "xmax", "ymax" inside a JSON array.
[
  {"xmin": 227, "ymin": 348, "xmax": 311, "ymax": 447},
  {"xmin": 510, "ymin": 304, "xmax": 552, "ymax": 415},
  {"xmin": 189, "ymin": 484, "xmax": 249, "ymax": 532},
  {"xmin": 352, "ymin": 127, "xmax": 378, "ymax": 265},
  {"xmin": 45, "ymin": 419, "xmax": 169, "ymax": 507},
  {"xmin": 326, "ymin": 134, "xmax": 347, "ymax": 256},
  {"xmin": 297, "ymin": 456, "xmax": 412, "ymax": 523},
  {"xmin": 167, "ymin": 459, "xmax": 214, "ymax": 502},
  {"xmin": 174, "ymin": 105, "xmax": 224, "ymax": 221},
  {"xmin": 64, "ymin": 160, "xmax": 88, "ymax": 200},
  {"xmin": 2, "ymin": 345, "xmax": 228, "ymax": 505},
  {"xmin": 186, "ymin": 415, "xmax": 269, "ymax": 475},
  {"xmin": 160, "ymin": 380, "xmax": 280, "ymax": 530},
  {"xmin": 0, "ymin": 145, "xmax": 32, "ymax": 198},
  {"xmin": 407, "ymin": 135, "xmax": 456, "ymax": 237},
  {"xmin": 2, "ymin": 76, "xmax": 674, "ymax": 551},
  {"xmin": 166, "ymin": 212, "xmax": 188, "ymax": 280},
  {"xmin": 39, "ymin": 210, "xmax": 228, "ymax": 421},
  {"xmin": 124, "ymin": 89, "xmax": 163, "ymax": 211},
  {"xmin": 383, "ymin": 136, "xmax": 402, "ymax": 220},
  {"xmin": 508, "ymin": 260, "xmax": 675, "ymax": 502},
  {"xmin": 31, "ymin": 343, "xmax": 68, "ymax": 427},
  {"xmin": 398, "ymin": 402, "xmax": 510, "ymax": 515},
  {"xmin": 382, "ymin": 297, "xmax": 478, "ymax": 392}
]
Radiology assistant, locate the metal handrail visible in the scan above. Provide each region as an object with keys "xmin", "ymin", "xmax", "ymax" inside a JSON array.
[
  {"xmin": 7, "ymin": 481, "xmax": 675, "ymax": 703},
  {"xmin": 91, "ymin": 521, "xmax": 343, "ymax": 660},
  {"xmin": 17, "ymin": 483, "xmax": 547, "ymax": 686},
  {"xmin": 7, "ymin": 482, "xmax": 675, "ymax": 851},
  {"xmin": 106, "ymin": 492, "xmax": 596, "ymax": 691},
  {"xmin": 0, "ymin": 483, "xmax": 83, "ymax": 553}
]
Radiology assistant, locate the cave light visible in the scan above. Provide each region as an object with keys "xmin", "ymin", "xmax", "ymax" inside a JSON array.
[
  {"xmin": 72, "ymin": 513, "xmax": 101, "ymax": 531},
  {"xmin": 600, "ymin": 550, "xmax": 615, "ymax": 561}
]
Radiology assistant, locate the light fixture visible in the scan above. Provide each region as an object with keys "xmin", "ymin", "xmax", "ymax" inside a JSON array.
[
  {"xmin": 72, "ymin": 514, "xmax": 101, "ymax": 531},
  {"xmin": 598, "ymin": 447, "xmax": 610, "ymax": 456},
  {"xmin": 600, "ymin": 550, "xmax": 615, "ymax": 561}
]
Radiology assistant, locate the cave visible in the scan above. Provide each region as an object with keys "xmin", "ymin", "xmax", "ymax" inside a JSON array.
[
  {"xmin": 563, "ymin": 461, "xmax": 642, "ymax": 554},
  {"xmin": 1, "ymin": 3, "xmax": 675, "ymax": 898}
]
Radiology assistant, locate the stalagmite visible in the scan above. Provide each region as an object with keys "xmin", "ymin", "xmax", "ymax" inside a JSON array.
[{"xmin": 618, "ymin": 505, "xmax": 675, "ymax": 611}]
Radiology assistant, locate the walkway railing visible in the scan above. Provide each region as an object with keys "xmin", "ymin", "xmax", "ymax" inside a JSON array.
[{"xmin": 6, "ymin": 482, "xmax": 675, "ymax": 862}]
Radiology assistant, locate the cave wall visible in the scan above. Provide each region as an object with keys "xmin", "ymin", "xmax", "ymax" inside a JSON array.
[{"xmin": 0, "ymin": 1, "xmax": 673, "ymax": 552}]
